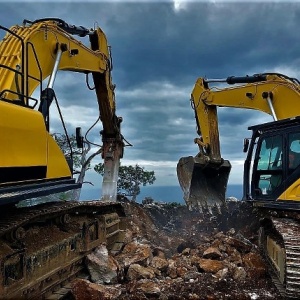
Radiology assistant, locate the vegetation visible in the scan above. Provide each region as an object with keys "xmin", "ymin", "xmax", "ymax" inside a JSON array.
[
  {"xmin": 53, "ymin": 133, "xmax": 102, "ymax": 200},
  {"xmin": 52, "ymin": 133, "xmax": 83, "ymax": 170},
  {"xmin": 94, "ymin": 163, "xmax": 156, "ymax": 201},
  {"xmin": 54, "ymin": 133, "xmax": 156, "ymax": 202}
]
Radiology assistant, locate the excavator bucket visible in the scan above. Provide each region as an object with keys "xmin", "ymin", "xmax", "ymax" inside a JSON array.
[{"xmin": 177, "ymin": 156, "xmax": 231, "ymax": 211}]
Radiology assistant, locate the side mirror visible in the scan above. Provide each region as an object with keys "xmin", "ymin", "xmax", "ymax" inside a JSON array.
[
  {"xmin": 243, "ymin": 138, "xmax": 249, "ymax": 153},
  {"xmin": 76, "ymin": 127, "xmax": 84, "ymax": 148}
]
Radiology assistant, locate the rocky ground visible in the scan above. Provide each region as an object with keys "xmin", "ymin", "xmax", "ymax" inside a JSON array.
[{"xmin": 70, "ymin": 199, "xmax": 281, "ymax": 300}]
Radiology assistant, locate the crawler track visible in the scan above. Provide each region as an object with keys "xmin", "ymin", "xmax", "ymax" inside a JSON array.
[
  {"xmin": 0, "ymin": 200, "xmax": 126, "ymax": 299},
  {"xmin": 260, "ymin": 217, "xmax": 300, "ymax": 299}
]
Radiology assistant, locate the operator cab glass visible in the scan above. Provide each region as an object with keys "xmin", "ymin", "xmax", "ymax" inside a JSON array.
[
  {"xmin": 254, "ymin": 135, "xmax": 283, "ymax": 196},
  {"xmin": 288, "ymin": 132, "xmax": 300, "ymax": 173},
  {"xmin": 250, "ymin": 128, "xmax": 300, "ymax": 200}
]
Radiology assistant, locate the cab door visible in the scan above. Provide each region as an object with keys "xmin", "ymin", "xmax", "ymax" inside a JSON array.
[
  {"xmin": 251, "ymin": 133, "xmax": 285, "ymax": 200},
  {"xmin": 251, "ymin": 129, "xmax": 300, "ymax": 201}
]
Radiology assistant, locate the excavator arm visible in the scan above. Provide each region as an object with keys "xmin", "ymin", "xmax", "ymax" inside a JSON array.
[
  {"xmin": 0, "ymin": 18, "xmax": 124, "ymax": 204},
  {"xmin": 177, "ymin": 73, "xmax": 300, "ymax": 210}
]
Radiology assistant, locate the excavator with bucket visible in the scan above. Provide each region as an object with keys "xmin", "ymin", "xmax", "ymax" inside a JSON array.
[
  {"xmin": 0, "ymin": 18, "xmax": 126, "ymax": 298},
  {"xmin": 177, "ymin": 73, "xmax": 300, "ymax": 298}
]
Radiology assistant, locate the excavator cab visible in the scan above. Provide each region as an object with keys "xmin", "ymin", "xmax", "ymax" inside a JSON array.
[{"xmin": 244, "ymin": 117, "xmax": 300, "ymax": 207}]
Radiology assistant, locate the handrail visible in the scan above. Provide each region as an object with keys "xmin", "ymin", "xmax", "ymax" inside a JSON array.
[
  {"xmin": 0, "ymin": 25, "xmax": 25, "ymax": 104},
  {"xmin": 0, "ymin": 25, "xmax": 42, "ymax": 108},
  {"xmin": 26, "ymin": 41, "xmax": 42, "ymax": 106}
]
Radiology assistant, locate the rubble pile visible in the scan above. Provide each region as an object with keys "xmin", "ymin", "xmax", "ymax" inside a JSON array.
[{"xmin": 71, "ymin": 200, "xmax": 281, "ymax": 299}]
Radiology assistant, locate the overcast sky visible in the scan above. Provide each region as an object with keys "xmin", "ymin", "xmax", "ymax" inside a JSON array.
[{"xmin": 1, "ymin": 0, "xmax": 300, "ymax": 191}]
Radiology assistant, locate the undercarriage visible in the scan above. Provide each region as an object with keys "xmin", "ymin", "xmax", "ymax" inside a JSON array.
[
  {"xmin": 0, "ymin": 200, "xmax": 126, "ymax": 299},
  {"xmin": 259, "ymin": 215, "xmax": 300, "ymax": 299}
]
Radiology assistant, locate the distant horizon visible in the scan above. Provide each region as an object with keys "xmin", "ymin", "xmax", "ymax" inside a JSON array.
[{"xmin": 80, "ymin": 184, "xmax": 243, "ymax": 204}]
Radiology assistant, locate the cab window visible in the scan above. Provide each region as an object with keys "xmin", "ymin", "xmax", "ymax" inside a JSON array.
[
  {"xmin": 253, "ymin": 135, "xmax": 283, "ymax": 196},
  {"xmin": 288, "ymin": 132, "xmax": 300, "ymax": 173}
]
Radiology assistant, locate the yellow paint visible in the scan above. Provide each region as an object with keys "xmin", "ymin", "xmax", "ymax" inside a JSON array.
[
  {"xmin": 0, "ymin": 20, "xmax": 118, "ymax": 184},
  {"xmin": 278, "ymin": 180, "xmax": 300, "ymax": 201}
]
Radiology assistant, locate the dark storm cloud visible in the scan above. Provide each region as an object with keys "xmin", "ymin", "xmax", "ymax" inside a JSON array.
[
  {"xmin": 1, "ymin": 1, "xmax": 300, "ymax": 185},
  {"xmin": 104, "ymin": 2, "xmax": 300, "ymax": 88}
]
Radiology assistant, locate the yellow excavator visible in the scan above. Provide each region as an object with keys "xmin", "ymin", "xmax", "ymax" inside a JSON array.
[
  {"xmin": 0, "ymin": 18, "xmax": 124, "ymax": 204},
  {"xmin": 0, "ymin": 18, "xmax": 125, "ymax": 298},
  {"xmin": 177, "ymin": 73, "xmax": 300, "ymax": 298}
]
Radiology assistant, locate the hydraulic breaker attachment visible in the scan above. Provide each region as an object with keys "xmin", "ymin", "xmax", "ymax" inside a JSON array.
[{"xmin": 177, "ymin": 156, "xmax": 231, "ymax": 211}]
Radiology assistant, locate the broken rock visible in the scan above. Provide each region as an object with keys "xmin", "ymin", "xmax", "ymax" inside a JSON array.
[
  {"xmin": 202, "ymin": 247, "xmax": 222, "ymax": 259},
  {"xmin": 79, "ymin": 201, "xmax": 280, "ymax": 300},
  {"xmin": 196, "ymin": 258, "xmax": 226, "ymax": 274},
  {"xmin": 126, "ymin": 263, "xmax": 157, "ymax": 281},
  {"xmin": 225, "ymin": 236, "xmax": 252, "ymax": 253},
  {"xmin": 71, "ymin": 279, "xmax": 121, "ymax": 300},
  {"xmin": 116, "ymin": 241, "xmax": 153, "ymax": 268},
  {"xmin": 86, "ymin": 244, "xmax": 120, "ymax": 284},
  {"xmin": 136, "ymin": 279, "xmax": 161, "ymax": 296},
  {"xmin": 243, "ymin": 252, "xmax": 267, "ymax": 278},
  {"xmin": 150, "ymin": 256, "xmax": 169, "ymax": 272}
]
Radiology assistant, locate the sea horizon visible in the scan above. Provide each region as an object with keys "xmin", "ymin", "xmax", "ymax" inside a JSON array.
[{"xmin": 80, "ymin": 184, "xmax": 243, "ymax": 204}]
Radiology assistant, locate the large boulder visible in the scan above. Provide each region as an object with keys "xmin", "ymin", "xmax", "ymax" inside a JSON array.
[
  {"xmin": 243, "ymin": 252, "xmax": 267, "ymax": 278},
  {"xmin": 116, "ymin": 241, "xmax": 153, "ymax": 268},
  {"xmin": 195, "ymin": 258, "xmax": 226, "ymax": 274},
  {"xmin": 86, "ymin": 244, "xmax": 120, "ymax": 284},
  {"xmin": 126, "ymin": 264, "xmax": 157, "ymax": 281}
]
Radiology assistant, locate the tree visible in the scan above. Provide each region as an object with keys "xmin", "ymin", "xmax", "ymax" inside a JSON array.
[
  {"xmin": 94, "ymin": 163, "xmax": 156, "ymax": 201},
  {"xmin": 53, "ymin": 133, "xmax": 102, "ymax": 200},
  {"xmin": 52, "ymin": 133, "xmax": 83, "ymax": 169}
]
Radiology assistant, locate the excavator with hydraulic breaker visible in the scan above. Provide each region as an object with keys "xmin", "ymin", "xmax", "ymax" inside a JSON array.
[
  {"xmin": 177, "ymin": 73, "xmax": 300, "ymax": 298},
  {"xmin": 0, "ymin": 18, "xmax": 126, "ymax": 299}
]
